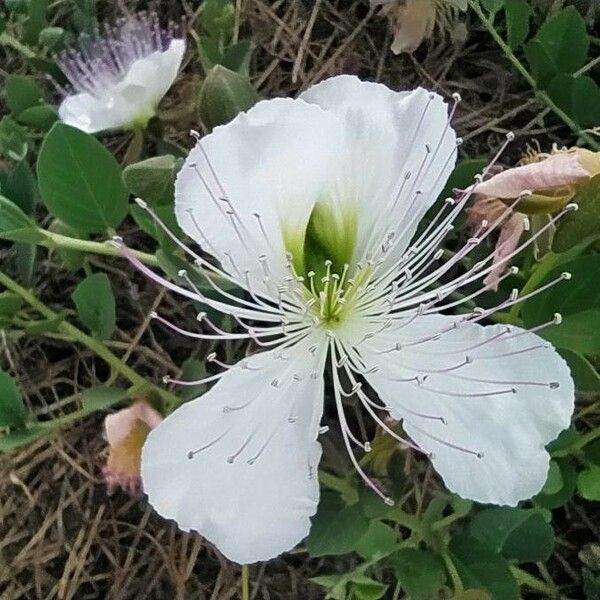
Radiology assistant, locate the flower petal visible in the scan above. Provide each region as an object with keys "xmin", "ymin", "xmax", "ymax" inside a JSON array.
[
  {"xmin": 175, "ymin": 97, "xmax": 340, "ymax": 288},
  {"xmin": 141, "ymin": 335, "xmax": 327, "ymax": 563},
  {"xmin": 58, "ymin": 92, "xmax": 131, "ymax": 134},
  {"xmin": 300, "ymin": 75, "xmax": 457, "ymax": 266},
  {"xmin": 359, "ymin": 315, "xmax": 574, "ymax": 505},
  {"xmin": 473, "ymin": 152, "xmax": 591, "ymax": 199},
  {"xmin": 117, "ymin": 39, "xmax": 186, "ymax": 107}
]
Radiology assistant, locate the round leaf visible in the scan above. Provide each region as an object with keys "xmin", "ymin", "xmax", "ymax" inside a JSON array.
[
  {"xmin": 37, "ymin": 123, "xmax": 128, "ymax": 233},
  {"xmin": 0, "ymin": 367, "xmax": 27, "ymax": 427}
]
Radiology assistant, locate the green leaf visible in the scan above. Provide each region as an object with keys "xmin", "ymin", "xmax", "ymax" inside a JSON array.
[
  {"xmin": 198, "ymin": 65, "xmax": 259, "ymax": 130},
  {"xmin": 577, "ymin": 465, "xmax": 600, "ymax": 501},
  {"xmin": 534, "ymin": 458, "xmax": 577, "ymax": 508},
  {"xmin": 14, "ymin": 241, "xmax": 37, "ymax": 286},
  {"xmin": 449, "ymin": 534, "xmax": 519, "ymax": 600},
  {"xmin": 353, "ymin": 521, "xmax": 398, "ymax": 559},
  {"xmin": 221, "ymin": 40, "xmax": 253, "ymax": 76},
  {"xmin": 17, "ymin": 104, "xmax": 58, "ymax": 130},
  {"xmin": 540, "ymin": 310, "xmax": 600, "ymax": 355},
  {"xmin": 349, "ymin": 576, "xmax": 388, "ymax": 600},
  {"xmin": 0, "ymin": 195, "xmax": 44, "ymax": 243},
  {"xmin": 20, "ymin": 314, "xmax": 65, "ymax": 335},
  {"xmin": 480, "ymin": 0, "xmax": 504, "ymax": 13},
  {"xmin": 0, "ymin": 159, "xmax": 38, "ymax": 214},
  {"xmin": 541, "ymin": 460, "xmax": 563, "ymax": 495},
  {"xmin": 23, "ymin": 0, "xmax": 48, "ymax": 44},
  {"xmin": 122, "ymin": 155, "xmax": 180, "ymax": 206},
  {"xmin": 584, "ymin": 440, "xmax": 600, "ymax": 466},
  {"xmin": 559, "ymin": 350, "xmax": 600, "ymax": 393},
  {"xmin": 0, "ymin": 116, "xmax": 28, "ymax": 161},
  {"xmin": 521, "ymin": 254, "xmax": 600, "ymax": 354},
  {"xmin": 0, "ymin": 291, "xmax": 23, "ymax": 321},
  {"xmin": 547, "ymin": 75, "xmax": 600, "ymax": 129},
  {"xmin": 80, "ymin": 386, "xmax": 128, "ymax": 413},
  {"xmin": 5, "ymin": 75, "xmax": 47, "ymax": 115},
  {"xmin": 470, "ymin": 507, "xmax": 554, "ymax": 563},
  {"xmin": 525, "ymin": 7, "xmax": 588, "ymax": 86},
  {"xmin": 199, "ymin": 0, "xmax": 235, "ymax": 41},
  {"xmin": 389, "ymin": 548, "xmax": 446, "ymax": 600},
  {"xmin": 504, "ymin": 0, "xmax": 532, "ymax": 49},
  {"xmin": 71, "ymin": 273, "xmax": 116, "ymax": 339},
  {"xmin": 37, "ymin": 123, "xmax": 128, "ymax": 234},
  {"xmin": 306, "ymin": 493, "xmax": 370, "ymax": 557},
  {"xmin": 0, "ymin": 367, "xmax": 27, "ymax": 427},
  {"xmin": 554, "ymin": 176, "xmax": 600, "ymax": 253},
  {"xmin": 0, "ymin": 425, "xmax": 48, "ymax": 452}
]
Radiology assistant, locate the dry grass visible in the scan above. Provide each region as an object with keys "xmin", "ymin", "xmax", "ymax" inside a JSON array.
[{"xmin": 1, "ymin": 0, "xmax": 598, "ymax": 598}]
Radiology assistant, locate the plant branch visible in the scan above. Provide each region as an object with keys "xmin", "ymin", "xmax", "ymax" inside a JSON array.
[
  {"xmin": 0, "ymin": 270, "xmax": 179, "ymax": 410},
  {"xmin": 40, "ymin": 230, "xmax": 159, "ymax": 266},
  {"xmin": 469, "ymin": 0, "xmax": 600, "ymax": 151}
]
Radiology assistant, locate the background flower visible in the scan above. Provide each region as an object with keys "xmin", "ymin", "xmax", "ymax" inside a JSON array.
[{"xmin": 57, "ymin": 12, "xmax": 185, "ymax": 133}]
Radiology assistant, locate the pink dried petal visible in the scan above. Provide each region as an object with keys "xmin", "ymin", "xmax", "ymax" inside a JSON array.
[
  {"xmin": 378, "ymin": 0, "xmax": 437, "ymax": 54},
  {"xmin": 483, "ymin": 213, "xmax": 527, "ymax": 291},
  {"xmin": 102, "ymin": 401, "xmax": 163, "ymax": 498},
  {"xmin": 104, "ymin": 401, "xmax": 163, "ymax": 446},
  {"xmin": 473, "ymin": 152, "xmax": 591, "ymax": 199}
]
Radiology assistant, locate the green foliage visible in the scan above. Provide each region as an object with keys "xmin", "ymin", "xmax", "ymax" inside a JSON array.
[
  {"xmin": 470, "ymin": 507, "xmax": 554, "ymax": 562},
  {"xmin": 521, "ymin": 254, "xmax": 600, "ymax": 354},
  {"xmin": 503, "ymin": 0, "xmax": 532, "ymax": 50},
  {"xmin": 578, "ymin": 466, "xmax": 600, "ymax": 501},
  {"xmin": 306, "ymin": 493, "xmax": 371, "ymax": 557},
  {"xmin": 449, "ymin": 534, "xmax": 519, "ymax": 600},
  {"xmin": 389, "ymin": 548, "xmax": 446, "ymax": 600},
  {"xmin": 553, "ymin": 176, "xmax": 600, "ymax": 252},
  {"xmin": 0, "ymin": 115, "xmax": 28, "ymax": 161},
  {"xmin": 37, "ymin": 123, "xmax": 128, "ymax": 234},
  {"xmin": 0, "ymin": 194, "xmax": 44, "ymax": 243},
  {"xmin": 0, "ymin": 367, "xmax": 27, "ymax": 427},
  {"xmin": 525, "ymin": 7, "xmax": 589, "ymax": 86},
  {"xmin": 71, "ymin": 273, "xmax": 116, "ymax": 340},
  {"xmin": 80, "ymin": 386, "xmax": 128, "ymax": 413}
]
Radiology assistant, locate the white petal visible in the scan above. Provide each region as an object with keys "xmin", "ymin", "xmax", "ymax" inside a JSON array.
[
  {"xmin": 358, "ymin": 315, "xmax": 574, "ymax": 505},
  {"xmin": 58, "ymin": 92, "xmax": 131, "ymax": 134},
  {"xmin": 300, "ymin": 75, "xmax": 457, "ymax": 265},
  {"xmin": 117, "ymin": 39, "xmax": 186, "ymax": 106},
  {"xmin": 175, "ymin": 97, "xmax": 340, "ymax": 290},
  {"xmin": 141, "ymin": 335, "xmax": 327, "ymax": 563}
]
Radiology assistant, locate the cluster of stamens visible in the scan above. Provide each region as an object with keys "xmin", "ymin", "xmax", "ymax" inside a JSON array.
[{"xmin": 56, "ymin": 11, "xmax": 178, "ymax": 97}]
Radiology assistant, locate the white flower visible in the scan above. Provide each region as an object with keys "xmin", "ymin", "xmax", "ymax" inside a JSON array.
[
  {"xmin": 119, "ymin": 76, "xmax": 574, "ymax": 564},
  {"xmin": 57, "ymin": 12, "xmax": 186, "ymax": 133}
]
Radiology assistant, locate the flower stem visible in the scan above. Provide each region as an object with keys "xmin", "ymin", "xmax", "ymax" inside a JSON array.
[
  {"xmin": 241, "ymin": 565, "xmax": 249, "ymax": 600},
  {"xmin": 40, "ymin": 230, "xmax": 159, "ymax": 266},
  {"xmin": 511, "ymin": 566, "xmax": 559, "ymax": 598},
  {"xmin": 468, "ymin": 0, "xmax": 600, "ymax": 151},
  {"xmin": 0, "ymin": 270, "xmax": 179, "ymax": 410}
]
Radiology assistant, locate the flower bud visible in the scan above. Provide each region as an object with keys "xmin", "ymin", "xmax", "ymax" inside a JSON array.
[{"xmin": 197, "ymin": 65, "xmax": 259, "ymax": 131}]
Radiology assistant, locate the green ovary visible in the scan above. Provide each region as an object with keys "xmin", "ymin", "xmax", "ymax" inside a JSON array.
[{"xmin": 284, "ymin": 200, "xmax": 363, "ymax": 324}]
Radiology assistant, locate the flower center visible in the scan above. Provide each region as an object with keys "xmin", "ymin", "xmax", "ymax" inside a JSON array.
[{"xmin": 284, "ymin": 200, "xmax": 364, "ymax": 324}]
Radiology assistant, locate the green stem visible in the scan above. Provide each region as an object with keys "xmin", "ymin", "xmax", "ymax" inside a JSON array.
[
  {"xmin": 441, "ymin": 551, "xmax": 463, "ymax": 595},
  {"xmin": 0, "ymin": 32, "xmax": 36, "ymax": 59},
  {"xmin": 0, "ymin": 270, "xmax": 179, "ymax": 410},
  {"xmin": 318, "ymin": 470, "xmax": 359, "ymax": 503},
  {"xmin": 511, "ymin": 566, "xmax": 558, "ymax": 598},
  {"xmin": 40, "ymin": 230, "xmax": 159, "ymax": 266},
  {"xmin": 241, "ymin": 565, "xmax": 249, "ymax": 600},
  {"xmin": 468, "ymin": 0, "xmax": 600, "ymax": 151}
]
